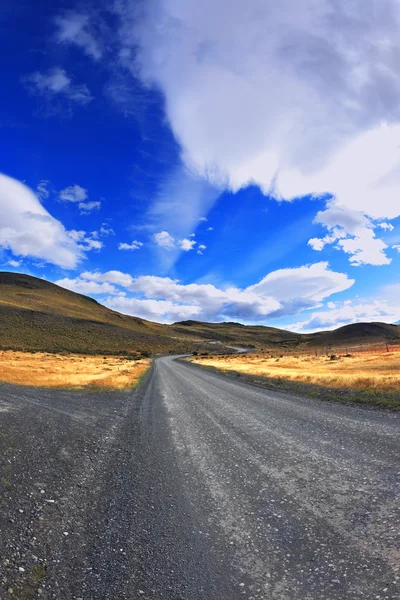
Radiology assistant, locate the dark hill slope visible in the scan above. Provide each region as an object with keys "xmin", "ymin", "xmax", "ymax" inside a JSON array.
[
  {"xmin": 310, "ymin": 322, "xmax": 400, "ymax": 348},
  {"xmin": 0, "ymin": 272, "xmax": 191, "ymax": 354}
]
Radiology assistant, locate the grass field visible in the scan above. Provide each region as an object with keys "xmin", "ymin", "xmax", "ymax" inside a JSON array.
[
  {"xmin": 190, "ymin": 347, "xmax": 400, "ymax": 393},
  {"xmin": 0, "ymin": 351, "xmax": 151, "ymax": 390}
]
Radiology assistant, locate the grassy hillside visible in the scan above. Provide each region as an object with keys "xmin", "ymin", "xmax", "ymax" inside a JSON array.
[
  {"xmin": 0, "ymin": 272, "xmax": 398, "ymax": 355},
  {"xmin": 170, "ymin": 320, "xmax": 311, "ymax": 348},
  {"xmin": 0, "ymin": 273, "xmax": 191, "ymax": 354}
]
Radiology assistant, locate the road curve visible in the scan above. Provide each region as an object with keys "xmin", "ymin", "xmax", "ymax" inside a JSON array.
[{"xmin": 0, "ymin": 355, "xmax": 399, "ymax": 599}]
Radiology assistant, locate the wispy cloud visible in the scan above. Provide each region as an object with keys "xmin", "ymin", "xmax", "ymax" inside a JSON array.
[
  {"xmin": 36, "ymin": 180, "xmax": 50, "ymax": 201},
  {"xmin": 59, "ymin": 185, "xmax": 101, "ymax": 214},
  {"xmin": 23, "ymin": 67, "xmax": 93, "ymax": 106},
  {"xmin": 54, "ymin": 12, "xmax": 102, "ymax": 60},
  {"xmin": 79, "ymin": 201, "xmax": 101, "ymax": 214}
]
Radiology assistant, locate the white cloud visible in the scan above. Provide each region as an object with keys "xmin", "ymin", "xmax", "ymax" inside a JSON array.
[
  {"xmin": 54, "ymin": 12, "xmax": 102, "ymax": 60},
  {"xmin": 59, "ymin": 185, "xmax": 101, "ymax": 214},
  {"xmin": 6, "ymin": 259, "xmax": 22, "ymax": 268},
  {"xmin": 78, "ymin": 201, "xmax": 101, "ymax": 214},
  {"xmin": 119, "ymin": 240, "xmax": 143, "ymax": 250},
  {"xmin": 393, "ymin": 245, "xmax": 400, "ymax": 253},
  {"xmin": 0, "ymin": 173, "xmax": 84, "ymax": 268},
  {"xmin": 55, "ymin": 277, "xmax": 117, "ymax": 295},
  {"xmin": 197, "ymin": 244, "xmax": 206, "ymax": 255},
  {"xmin": 115, "ymin": 0, "xmax": 400, "ymax": 259},
  {"xmin": 308, "ymin": 205, "xmax": 391, "ymax": 265},
  {"xmin": 105, "ymin": 296, "xmax": 201, "ymax": 322},
  {"xmin": 99, "ymin": 223, "xmax": 115, "ymax": 236},
  {"xmin": 67, "ymin": 230, "xmax": 103, "ymax": 251},
  {"xmin": 207, "ymin": 227, "xmax": 214, "ymax": 232},
  {"xmin": 23, "ymin": 67, "xmax": 92, "ymax": 105},
  {"xmin": 154, "ymin": 230, "xmax": 175, "ymax": 249},
  {"xmin": 81, "ymin": 270, "xmax": 134, "ymax": 288},
  {"xmin": 248, "ymin": 262, "xmax": 354, "ymax": 316},
  {"xmin": 379, "ymin": 223, "xmax": 394, "ymax": 231},
  {"xmin": 308, "ymin": 236, "xmax": 332, "ymax": 252},
  {"xmin": 179, "ymin": 238, "xmax": 196, "ymax": 251},
  {"xmin": 59, "ymin": 184, "xmax": 88, "ymax": 203},
  {"xmin": 337, "ymin": 230, "xmax": 390, "ymax": 267},
  {"xmin": 57, "ymin": 262, "xmax": 353, "ymax": 324},
  {"xmin": 293, "ymin": 299, "xmax": 400, "ymax": 333}
]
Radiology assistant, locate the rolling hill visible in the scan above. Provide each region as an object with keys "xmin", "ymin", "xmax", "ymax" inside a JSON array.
[
  {"xmin": 0, "ymin": 272, "xmax": 191, "ymax": 355},
  {"xmin": 0, "ymin": 272, "xmax": 398, "ymax": 354}
]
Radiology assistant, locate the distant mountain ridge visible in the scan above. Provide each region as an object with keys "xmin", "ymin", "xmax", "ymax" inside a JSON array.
[{"xmin": 0, "ymin": 272, "xmax": 398, "ymax": 354}]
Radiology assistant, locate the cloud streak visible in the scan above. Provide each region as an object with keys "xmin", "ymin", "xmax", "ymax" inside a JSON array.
[{"xmin": 23, "ymin": 67, "xmax": 93, "ymax": 106}]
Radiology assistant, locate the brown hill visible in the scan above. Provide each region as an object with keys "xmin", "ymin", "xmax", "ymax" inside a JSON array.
[
  {"xmin": 0, "ymin": 272, "xmax": 398, "ymax": 355},
  {"xmin": 309, "ymin": 322, "xmax": 400, "ymax": 348},
  {"xmin": 0, "ymin": 272, "xmax": 190, "ymax": 355}
]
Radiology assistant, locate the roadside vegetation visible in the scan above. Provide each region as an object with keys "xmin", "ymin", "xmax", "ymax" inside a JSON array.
[{"xmin": 0, "ymin": 351, "xmax": 151, "ymax": 390}]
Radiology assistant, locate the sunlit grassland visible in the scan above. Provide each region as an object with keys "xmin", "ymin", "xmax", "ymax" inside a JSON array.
[
  {"xmin": 0, "ymin": 350, "xmax": 151, "ymax": 390},
  {"xmin": 190, "ymin": 347, "xmax": 400, "ymax": 393}
]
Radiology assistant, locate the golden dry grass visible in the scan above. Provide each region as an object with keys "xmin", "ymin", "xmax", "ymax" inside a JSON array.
[
  {"xmin": 191, "ymin": 347, "xmax": 400, "ymax": 392},
  {"xmin": 0, "ymin": 350, "xmax": 151, "ymax": 390}
]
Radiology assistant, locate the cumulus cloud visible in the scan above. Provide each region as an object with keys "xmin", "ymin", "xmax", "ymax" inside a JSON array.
[
  {"xmin": 308, "ymin": 205, "xmax": 391, "ymax": 266},
  {"xmin": 67, "ymin": 230, "xmax": 103, "ymax": 251},
  {"xmin": 0, "ymin": 173, "xmax": 84, "ymax": 268},
  {"xmin": 118, "ymin": 240, "xmax": 143, "ymax": 250},
  {"xmin": 197, "ymin": 244, "xmax": 206, "ymax": 255},
  {"xmin": 59, "ymin": 184, "xmax": 88, "ymax": 203},
  {"xmin": 153, "ymin": 231, "xmax": 175, "ymax": 249},
  {"xmin": 54, "ymin": 12, "xmax": 102, "ymax": 60},
  {"xmin": 55, "ymin": 262, "xmax": 353, "ymax": 324},
  {"xmin": 114, "ymin": 0, "xmax": 400, "ymax": 263},
  {"xmin": 179, "ymin": 238, "xmax": 196, "ymax": 251},
  {"xmin": 23, "ymin": 67, "xmax": 93, "ymax": 105}
]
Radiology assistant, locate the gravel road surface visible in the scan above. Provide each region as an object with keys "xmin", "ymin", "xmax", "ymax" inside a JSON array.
[{"xmin": 0, "ymin": 356, "xmax": 399, "ymax": 599}]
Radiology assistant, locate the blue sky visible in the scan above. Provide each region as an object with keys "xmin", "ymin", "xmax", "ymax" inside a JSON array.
[{"xmin": 1, "ymin": 0, "xmax": 400, "ymax": 330}]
